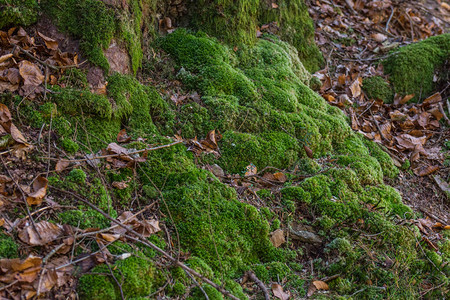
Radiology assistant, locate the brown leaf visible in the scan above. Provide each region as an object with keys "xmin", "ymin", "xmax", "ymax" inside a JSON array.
[
  {"xmin": 304, "ymin": 144, "xmax": 313, "ymax": 158},
  {"xmin": 399, "ymin": 94, "xmax": 415, "ymax": 105},
  {"xmin": 313, "ymin": 280, "xmax": 329, "ymax": 290},
  {"xmin": 244, "ymin": 164, "xmax": 257, "ymax": 176},
  {"xmin": 19, "ymin": 60, "xmax": 44, "ymax": 86},
  {"xmin": 106, "ymin": 142, "xmax": 133, "ymax": 161},
  {"xmin": 97, "ymin": 233, "xmax": 121, "ymax": 242},
  {"xmin": 273, "ymin": 172, "xmax": 287, "ymax": 183},
  {"xmin": 422, "ymin": 92, "xmax": 441, "ymax": 106},
  {"xmin": 428, "ymin": 107, "xmax": 444, "ymax": 121},
  {"xmin": 0, "ymin": 53, "xmax": 13, "ymax": 64},
  {"xmin": 112, "ymin": 181, "xmax": 128, "ymax": 189},
  {"xmin": 349, "ymin": 77, "xmax": 362, "ymax": 98},
  {"xmin": 55, "ymin": 160, "xmax": 70, "ymax": 172},
  {"xmin": 135, "ymin": 219, "xmax": 160, "ymax": 237},
  {"xmin": 117, "ymin": 129, "xmax": 131, "ymax": 143},
  {"xmin": 271, "ymin": 2, "xmax": 279, "ymax": 9},
  {"xmin": 272, "ymin": 283, "xmax": 290, "ymax": 300},
  {"xmin": 18, "ymin": 221, "xmax": 63, "ymax": 245},
  {"xmin": 0, "ymin": 103, "xmax": 12, "ymax": 124},
  {"xmin": 371, "ymin": 33, "xmax": 387, "ymax": 42},
  {"xmin": 413, "ymin": 165, "xmax": 439, "ymax": 177},
  {"xmin": 37, "ymin": 32, "xmax": 58, "ymax": 50},
  {"xmin": 270, "ymin": 229, "xmax": 285, "ymax": 248},
  {"xmin": 26, "ymin": 176, "xmax": 48, "ymax": 205},
  {"xmin": 10, "ymin": 123, "xmax": 28, "ymax": 145}
]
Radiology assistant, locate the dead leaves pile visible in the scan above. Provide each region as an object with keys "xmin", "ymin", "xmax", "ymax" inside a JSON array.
[
  {"xmin": 0, "ymin": 210, "xmax": 160, "ymax": 298},
  {"xmin": 0, "ymin": 104, "xmax": 31, "ymax": 159},
  {"xmin": 310, "ymin": 0, "xmax": 449, "ymax": 178},
  {"xmin": 0, "ymin": 27, "xmax": 79, "ymax": 99}
]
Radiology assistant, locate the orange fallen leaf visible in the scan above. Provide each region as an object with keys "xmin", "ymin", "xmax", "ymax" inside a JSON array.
[
  {"xmin": 399, "ymin": 94, "xmax": 415, "ymax": 105},
  {"xmin": 413, "ymin": 165, "xmax": 439, "ymax": 177},
  {"xmin": 18, "ymin": 221, "xmax": 63, "ymax": 246},
  {"xmin": 313, "ymin": 280, "xmax": 329, "ymax": 290},
  {"xmin": 55, "ymin": 160, "xmax": 70, "ymax": 172}
]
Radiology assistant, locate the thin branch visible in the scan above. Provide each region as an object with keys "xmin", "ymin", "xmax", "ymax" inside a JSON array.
[
  {"xmin": 246, "ymin": 271, "xmax": 270, "ymax": 300},
  {"xmin": 0, "ymin": 155, "xmax": 41, "ymax": 240},
  {"xmin": 44, "ymin": 140, "xmax": 183, "ymax": 163},
  {"xmin": 50, "ymin": 186, "xmax": 240, "ymax": 300}
]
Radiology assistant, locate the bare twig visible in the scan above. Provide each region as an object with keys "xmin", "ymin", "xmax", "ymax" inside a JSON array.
[
  {"xmin": 43, "ymin": 140, "xmax": 183, "ymax": 163},
  {"xmin": 246, "ymin": 271, "xmax": 270, "ymax": 300},
  {"xmin": 185, "ymin": 271, "xmax": 209, "ymax": 300},
  {"xmin": 385, "ymin": 7, "xmax": 395, "ymax": 32},
  {"xmin": 50, "ymin": 187, "xmax": 241, "ymax": 300},
  {"xmin": 0, "ymin": 156, "xmax": 41, "ymax": 240}
]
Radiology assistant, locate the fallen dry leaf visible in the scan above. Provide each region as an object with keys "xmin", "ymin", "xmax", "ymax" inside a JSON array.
[
  {"xmin": 270, "ymin": 229, "xmax": 285, "ymax": 248},
  {"xmin": 244, "ymin": 164, "xmax": 257, "ymax": 176},
  {"xmin": 112, "ymin": 181, "xmax": 128, "ymax": 189},
  {"xmin": 413, "ymin": 165, "xmax": 439, "ymax": 177},
  {"xmin": 117, "ymin": 129, "xmax": 131, "ymax": 143},
  {"xmin": 398, "ymin": 94, "xmax": 415, "ymax": 105},
  {"xmin": 37, "ymin": 32, "xmax": 58, "ymax": 51},
  {"xmin": 18, "ymin": 221, "xmax": 63, "ymax": 246},
  {"xmin": 272, "ymin": 283, "xmax": 290, "ymax": 300},
  {"xmin": 26, "ymin": 176, "xmax": 48, "ymax": 205},
  {"xmin": 349, "ymin": 77, "xmax": 362, "ymax": 98},
  {"xmin": 55, "ymin": 160, "xmax": 70, "ymax": 172},
  {"xmin": 304, "ymin": 144, "xmax": 314, "ymax": 158},
  {"xmin": 422, "ymin": 92, "xmax": 441, "ymax": 106},
  {"xmin": 97, "ymin": 233, "xmax": 121, "ymax": 242},
  {"xmin": 19, "ymin": 60, "xmax": 44, "ymax": 87}
]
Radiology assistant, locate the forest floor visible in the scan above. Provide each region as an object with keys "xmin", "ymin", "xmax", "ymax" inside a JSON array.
[
  {"xmin": 0, "ymin": 0, "xmax": 449, "ymax": 299},
  {"xmin": 308, "ymin": 0, "xmax": 450, "ymax": 224}
]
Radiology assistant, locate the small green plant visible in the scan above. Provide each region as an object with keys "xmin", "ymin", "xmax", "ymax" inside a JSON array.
[{"xmin": 67, "ymin": 169, "xmax": 87, "ymax": 184}]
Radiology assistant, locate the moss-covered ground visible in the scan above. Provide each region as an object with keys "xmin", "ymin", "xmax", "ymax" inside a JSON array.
[{"xmin": 1, "ymin": 2, "xmax": 449, "ymax": 299}]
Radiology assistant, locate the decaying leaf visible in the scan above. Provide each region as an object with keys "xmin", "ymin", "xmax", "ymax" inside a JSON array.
[
  {"xmin": 18, "ymin": 221, "xmax": 63, "ymax": 246},
  {"xmin": 37, "ymin": 32, "xmax": 58, "ymax": 51},
  {"xmin": 349, "ymin": 77, "xmax": 362, "ymax": 98},
  {"xmin": 304, "ymin": 144, "xmax": 314, "ymax": 158},
  {"xmin": 117, "ymin": 129, "xmax": 131, "ymax": 143},
  {"xmin": 112, "ymin": 181, "xmax": 129, "ymax": 189},
  {"xmin": 270, "ymin": 229, "xmax": 285, "ymax": 248},
  {"xmin": 55, "ymin": 160, "xmax": 70, "ymax": 172},
  {"xmin": 26, "ymin": 176, "xmax": 48, "ymax": 205},
  {"xmin": 398, "ymin": 94, "xmax": 415, "ymax": 105},
  {"xmin": 422, "ymin": 92, "xmax": 441, "ymax": 106},
  {"xmin": 19, "ymin": 60, "xmax": 44, "ymax": 87},
  {"xmin": 413, "ymin": 165, "xmax": 439, "ymax": 177},
  {"xmin": 272, "ymin": 283, "xmax": 290, "ymax": 300},
  {"xmin": 244, "ymin": 164, "xmax": 257, "ymax": 176},
  {"xmin": 97, "ymin": 233, "xmax": 121, "ymax": 242}
]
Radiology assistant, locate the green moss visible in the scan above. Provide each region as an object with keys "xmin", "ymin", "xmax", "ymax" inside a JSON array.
[
  {"xmin": 67, "ymin": 169, "xmax": 87, "ymax": 184},
  {"xmin": 0, "ymin": 0, "xmax": 38, "ymax": 29},
  {"xmin": 258, "ymin": 0, "xmax": 324, "ymax": 72},
  {"xmin": 0, "ymin": 234, "xmax": 19, "ymax": 259},
  {"xmin": 383, "ymin": 33, "xmax": 450, "ymax": 101},
  {"xmin": 58, "ymin": 207, "xmax": 109, "ymax": 229},
  {"xmin": 362, "ymin": 76, "xmax": 394, "ymax": 104},
  {"xmin": 78, "ymin": 256, "xmax": 162, "ymax": 299},
  {"xmin": 42, "ymin": 0, "xmax": 115, "ymax": 71},
  {"xmin": 60, "ymin": 138, "xmax": 79, "ymax": 154},
  {"xmin": 187, "ymin": 0, "xmax": 322, "ymax": 72}
]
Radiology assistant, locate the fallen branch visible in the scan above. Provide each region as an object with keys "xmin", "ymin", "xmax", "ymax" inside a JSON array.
[
  {"xmin": 50, "ymin": 186, "xmax": 241, "ymax": 300},
  {"xmin": 44, "ymin": 140, "xmax": 183, "ymax": 163},
  {"xmin": 246, "ymin": 271, "xmax": 270, "ymax": 300}
]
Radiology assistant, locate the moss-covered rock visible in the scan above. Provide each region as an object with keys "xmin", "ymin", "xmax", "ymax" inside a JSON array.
[{"xmin": 383, "ymin": 33, "xmax": 450, "ymax": 101}]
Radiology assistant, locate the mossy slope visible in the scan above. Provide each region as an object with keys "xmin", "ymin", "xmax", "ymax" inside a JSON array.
[{"xmin": 383, "ymin": 33, "xmax": 450, "ymax": 101}]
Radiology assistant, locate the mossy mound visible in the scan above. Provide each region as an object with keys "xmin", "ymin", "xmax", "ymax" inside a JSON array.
[
  {"xmin": 188, "ymin": 0, "xmax": 323, "ymax": 72},
  {"xmin": 78, "ymin": 256, "xmax": 164, "ymax": 299},
  {"xmin": 383, "ymin": 33, "xmax": 450, "ymax": 101},
  {"xmin": 362, "ymin": 76, "xmax": 394, "ymax": 104},
  {"xmin": 0, "ymin": 0, "xmax": 38, "ymax": 29}
]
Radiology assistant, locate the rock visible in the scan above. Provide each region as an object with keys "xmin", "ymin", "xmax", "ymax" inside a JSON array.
[{"xmin": 289, "ymin": 228, "xmax": 322, "ymax": 245}]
